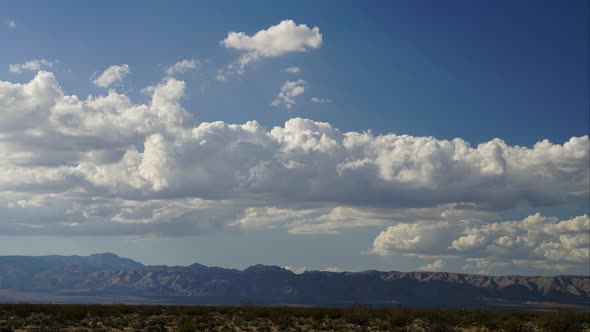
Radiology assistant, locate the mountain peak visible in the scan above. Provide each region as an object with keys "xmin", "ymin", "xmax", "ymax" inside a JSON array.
[
  {"xmin": 90, "ymin": 252, "xmax": 120, "ymax": 258},
  {"xmin": 244, "ymin": 264, "xmax": 291, "ymax": 274},
  {"xmin": 85, "ymin": 253, "xmax": 144, "ymax": 270},
  {"xmin": 188, "ymin": 262, "xmax": 207, "ymax": 270}
]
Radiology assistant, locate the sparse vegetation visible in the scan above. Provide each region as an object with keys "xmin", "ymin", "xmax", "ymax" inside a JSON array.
[{"xmin": 0, "ymin": 304, "xmax": 588, "ymax": 331}]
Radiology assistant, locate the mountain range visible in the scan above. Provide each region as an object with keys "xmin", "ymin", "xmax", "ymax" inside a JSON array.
[{"xmin": 0, "ymin": 253, "xmax": 588, "ymax": 310}]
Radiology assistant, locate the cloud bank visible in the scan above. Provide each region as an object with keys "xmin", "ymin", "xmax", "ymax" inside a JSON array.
[
  {"xmin": 0, "ymin": 71, "xmax": 588, "ymax": 273},
  {"xmin": 371, "ymin": 214, "xmax": 589, "ymax": 273}
]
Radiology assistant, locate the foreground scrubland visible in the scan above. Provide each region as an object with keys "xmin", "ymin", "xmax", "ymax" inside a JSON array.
[{"xmin": 0, "ymin": 304, "xmax": 588, "ymax": 331}]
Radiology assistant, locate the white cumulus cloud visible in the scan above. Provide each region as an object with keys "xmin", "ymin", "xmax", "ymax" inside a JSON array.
[
  {"xmin": 92, "ymin": 64, "xmax": 130, "ymax": 88},
  {"xmin": 218, "ymin": 20, "xmax": 322, "ymax": 79},
  {"xmin": 371, "ymin": 214, "xmax": 590, "ymax": 273}
]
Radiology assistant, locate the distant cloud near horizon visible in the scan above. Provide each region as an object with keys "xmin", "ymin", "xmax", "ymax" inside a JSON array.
[
  {"xmin": 420, "ymin": 259, "xmax": 445, "ymax": 272},
  {"xmin": 92, "ymin": 64, "xmax": 130, "ymax": 88},
  {"xmin": 284, "ymin": 265, "xmax": 307, "ymax": 274},
  {"xmin": 9, "ymin": 59, "xmax": 54, "ymax": 73},
  {"xmin": 217, "ymin": 20, "xmax": 322, "ymax": 80},
  {"xmin": 372, "ymin": 214, "xmax": 590, "ymax": 274}
]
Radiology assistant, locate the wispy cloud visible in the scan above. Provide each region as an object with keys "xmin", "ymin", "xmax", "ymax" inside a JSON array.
[
  {"xmin": 92, "ymin": 64, "xmax": 130, "ymax": 88},
  {"xmin": 310, "ymin": 97, "xmax": 331, "ymax": 103},
  {"xmin": 166, "ymin": 58, "xmax": 199, "ymax": 77},
  {"xmin": 9, "ymin": 59, "xmax": 54, "ymax": 73},
  {"xmin": 284, "ymin": 266, "xmax": 307, "ymax": 274},
  {"xmin": 283, "ymin": 66, "xmax": 301, "ymax": 74},
  {"xmin": 272, "ymin": 80, "xmax": 306, "ymax": 109}
]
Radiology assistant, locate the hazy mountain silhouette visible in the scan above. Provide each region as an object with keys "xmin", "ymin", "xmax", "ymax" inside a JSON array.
[{"xmin": 0, "ymin": 253, "xmax": 588, "ymax": 309}]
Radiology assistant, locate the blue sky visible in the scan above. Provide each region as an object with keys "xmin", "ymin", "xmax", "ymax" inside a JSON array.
[{"xmin": 0, "ymin": 1, "xmax": 588, "ymax": 275}]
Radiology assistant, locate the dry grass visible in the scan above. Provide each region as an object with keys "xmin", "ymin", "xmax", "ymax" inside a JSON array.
[{"xmin": 0, "ymin": 304, "xmax": 588, "ymax": 331}]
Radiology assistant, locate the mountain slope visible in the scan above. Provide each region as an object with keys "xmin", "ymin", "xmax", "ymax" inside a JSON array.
[{"xmin": 0, "ymin": 254, "xmax": 588, "ymax": 309}]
